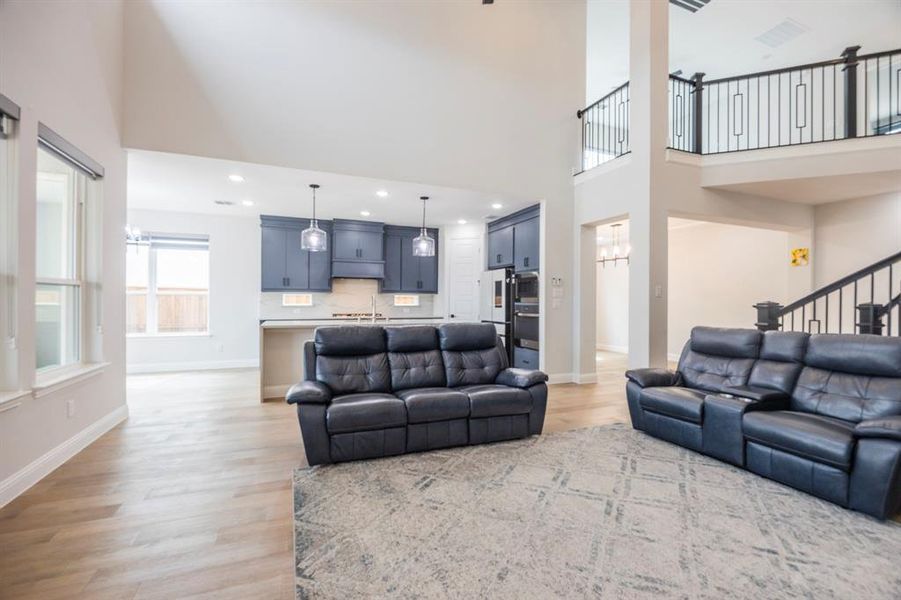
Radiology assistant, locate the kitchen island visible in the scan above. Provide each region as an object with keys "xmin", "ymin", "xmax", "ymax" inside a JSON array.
[{"xmin": 259, "ymin": 317, "xmax": 444, "ymax": 401}]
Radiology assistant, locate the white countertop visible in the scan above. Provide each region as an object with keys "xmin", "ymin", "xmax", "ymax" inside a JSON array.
[{"xmin": 261, "ymin": 317, "xmax": 445, "ymax": 329}]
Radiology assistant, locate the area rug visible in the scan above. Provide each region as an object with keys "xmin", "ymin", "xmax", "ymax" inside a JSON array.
[{"xmin": 293, "ymin": 424, "xmax": 901, "ymax": 599}]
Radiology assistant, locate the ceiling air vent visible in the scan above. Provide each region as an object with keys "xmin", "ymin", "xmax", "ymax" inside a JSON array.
[
  {"xmin": 214, "ymin": 200, "xmax": 235, "ymax": 206},
  {"xmin": 670, "ymin": 0, "xmax": 710, "ymax": 13},
  {"xmin": 755, "ymin": 18, "xmax": 808, "ymax": 48}
]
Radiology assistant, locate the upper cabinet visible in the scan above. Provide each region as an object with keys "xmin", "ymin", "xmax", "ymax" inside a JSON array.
[
  {"xmin": 487, "ymin": 205, "xmax": 540, "ymax": 272},
  {"xmin": 260, "ymin": 216, "xmax": 333, "ymax": 291},
  {"xmin": 331, "ymin": 219, "xmax": 385, "ymax": 279},
  {"xmin": 381, "ymin": 226, "xmax": 439, "ymax": 293},
  {"xmin": 487, "ymin": 224, "xmax": 514, "ymax": 269}
]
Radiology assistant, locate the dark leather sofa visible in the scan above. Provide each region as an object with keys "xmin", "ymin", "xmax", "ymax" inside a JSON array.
[
  {"xmin": 286, "ymin": 323, "xmax": 548, "ymax": 465},
  {"xmin": 626, "ymin": 327, "xmax": 901, "ymax": 519}
]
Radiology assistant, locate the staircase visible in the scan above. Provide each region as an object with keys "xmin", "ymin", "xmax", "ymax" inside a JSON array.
[{"xmin": 755, "ymin": 250, "xmax": 901, "ymax": 336}]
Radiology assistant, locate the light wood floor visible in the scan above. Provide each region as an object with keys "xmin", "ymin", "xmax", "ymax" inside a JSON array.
[{"xmin": 0, "ymin": 353, "xmax": 630, "ymax": 599}]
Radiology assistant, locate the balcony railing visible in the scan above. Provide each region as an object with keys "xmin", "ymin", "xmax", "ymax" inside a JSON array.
[
  {"xmin": 578, "ymin": 46, "xmax": 901, "ymax": 172},
  {"xmin": 577, "ymin": 82, "xmax": 630, "ymax": 171}
]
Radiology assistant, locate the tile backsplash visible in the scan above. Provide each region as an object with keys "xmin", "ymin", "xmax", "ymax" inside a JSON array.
[{"xmin": 260, "ymin": 278, "xmax": 438, "ymax": 320}]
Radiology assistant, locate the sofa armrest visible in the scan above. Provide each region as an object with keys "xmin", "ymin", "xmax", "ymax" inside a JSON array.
[
  {"xmin": 721, "ymin": 385, "xmax": 789, "ymax": 403},
  {"xmin": 286, "ymin": 381, "xmax": 332, "ymax": 405},
  {"xmin": 855, "ymin": 416, "xmax": 901, "ymax": 442},
  {"xmin": 624, "ymin": 368, "xmax": 680, "ymax": 388},
  {"xmin": 496, "ymin": 368, "xmax": 548, "ymax": 389}
]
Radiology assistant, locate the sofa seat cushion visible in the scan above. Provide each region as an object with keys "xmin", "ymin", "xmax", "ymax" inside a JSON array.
[
  {"xmin": 639, "ymin": 387, "xmax": 706, "ymax": 424},
  {"xmin": 458, "ymin": 385, "xmax": 532, "ymax": 418},
  {"xmin": 326, "ymin": 393, "xmax": 407, "ymax": 434},
  {"xmin": 395, "ymin": 387, "xmax": 470, "ymax": 424},
  {"xmin": 742, "ymin": 411, "xmax": 856, "ymax": 471}
]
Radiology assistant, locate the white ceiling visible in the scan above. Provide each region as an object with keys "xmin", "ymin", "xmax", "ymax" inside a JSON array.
[
  {"xmin": 126, "ymin": 150, "xmax": 534, "ymax": 226},
  {"xmin": 123, "ymin": 1, "xmax": 585, "ymax": 200},
  {"xmin": 587, "ymin": 0, "xmax": 901, "ymax": 102}
]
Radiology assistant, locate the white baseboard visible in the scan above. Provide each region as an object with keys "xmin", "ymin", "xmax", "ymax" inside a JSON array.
[
  {"xmin": 262, "ymin": 383, "xmax": 291, "ymax": 400},
  {"xmin": 0, "ymin": 404, "xmax": 128, "ymax": 509},
  {"xmin": 547, "ymin": 372, "xmax": 574, "ymax": 385},
  {"xmin": 126, "ymin": 358, "xmax": 259, "ymax": 374},
  {"xmin": 575, "ymin": 372, "xmax": 598, "ymax": 384},
  {"xmin": 596, "ymin": 344, "xmax": 628, "ymax": 354}
]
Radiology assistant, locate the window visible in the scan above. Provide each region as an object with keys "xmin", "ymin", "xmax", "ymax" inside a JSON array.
[
  {"xmin": 35, "ymin": 148, "xmax": 83, "ymax": 371},
  {"xmin": 127, "ymin": 234, "xmax": 210, "ymax": 335},
  {"xmin": 0, "ymin": 96, "xmax": 19, "ymax": 390}
]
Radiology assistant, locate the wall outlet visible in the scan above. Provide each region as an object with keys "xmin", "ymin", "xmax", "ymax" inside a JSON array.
[
  {"xmin": 654, "ymin": 285, "xmax": 663, "ymax": 298},
  {"xmin": 66, "ymin": 399, "xmax": 75, "ymax": 418}
]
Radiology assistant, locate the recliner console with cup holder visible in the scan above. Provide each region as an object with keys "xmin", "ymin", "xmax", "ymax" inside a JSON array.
[
  {"xmin": 626, "ymin": 327, "xmax": 901, "ymax": 520},
  {"xmin": 287, "ymin": 323, "xmax": 548, "ymax": 466}
]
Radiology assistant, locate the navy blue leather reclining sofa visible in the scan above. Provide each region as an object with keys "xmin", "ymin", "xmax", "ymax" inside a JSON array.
[
  {"xmin": 626, "ymin": 327, "xmax": 901, "ymax": 520},
  {"xmin": 286, "ymin": 323, "xmax": 548, "ymax": 465}
]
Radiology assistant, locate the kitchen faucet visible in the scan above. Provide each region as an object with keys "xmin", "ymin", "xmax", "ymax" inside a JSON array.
[{"xmin": 370, "ymin": 295, "xmax": 377, "ymax": 324}]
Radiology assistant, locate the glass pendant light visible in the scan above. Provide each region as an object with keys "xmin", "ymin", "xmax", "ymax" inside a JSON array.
[
  {"xmin": 412, "ymin": 196, "xmax": 435, "ymax": 257},
  {"xmin": 301, "ymin": 184, "xmax": 327, "ymax": 252}
]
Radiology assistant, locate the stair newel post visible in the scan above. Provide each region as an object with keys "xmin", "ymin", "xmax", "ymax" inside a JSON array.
[
  {"xmin": 841, "ymin": 46, "xmax": 861, "ymax": 139},
  {"xmin": 691, "ymin": 72, "xmax": 705, "ymax": 154},
  {"xmin": 754, "ymin": 301, "xmax": 783, "ymax": 332},
  {"xmin": 856, "ymin": 303, "xmax": 884, "ymax": 335}
]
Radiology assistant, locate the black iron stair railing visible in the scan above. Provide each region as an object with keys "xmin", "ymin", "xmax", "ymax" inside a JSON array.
[{"xmin": 755, "ymin": 250, "xmax": 901, "ymax": 336}]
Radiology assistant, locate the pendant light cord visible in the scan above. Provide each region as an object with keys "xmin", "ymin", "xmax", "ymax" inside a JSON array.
[{"xmin": 420, "ymin": 196, "xmax": 428, "ymax": 233}]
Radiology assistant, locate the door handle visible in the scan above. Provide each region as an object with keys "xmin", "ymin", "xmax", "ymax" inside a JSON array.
[
  {"xmin": 524, "ymin": 257, "xmax": 529, "ymax": 267},
  {"xmin": 285, "ymin": 277, "xmax": 290, "ymax": 287},
  {"xmin": 515, "ymin": 313, "xmax": 539, "ymax": 318},
  {"xmin": 496, "ymin": 254, "xmax": 501, "ymax": 263}
]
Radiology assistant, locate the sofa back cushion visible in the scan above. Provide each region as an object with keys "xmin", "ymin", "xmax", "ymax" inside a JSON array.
[
  {"xmin": 314, "ymin": 326, "xmax": 391, "ymax": 394},
  {"xmin": 438, "ymin": 323, "xmax": 507, "ymax": 387},
  {"xmin": 386, "ymin": 326, "xmax": 446, "ymax": 391},
  {"xmin": 791, "ymin": 334, "xmax": 901, "ymax": 422},
  {"xmin": 678, "ymin": 327, "xmax": 761, "ymax": 393},
  {"xmin": 747, "ymin": 331, "xmax": 809, "ymax": 394}
]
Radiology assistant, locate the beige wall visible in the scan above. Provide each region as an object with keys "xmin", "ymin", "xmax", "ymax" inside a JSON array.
[
  {"xmin": 668, "ymin": 221, "xmax": 792, "ymax": 358},
  {"xmin": 0, "ymin": 1, "xmax": 127, "ymax": 504},
  {"xmin": 814, "ymin": 192, "xmax": 901, "ymax": 287}
]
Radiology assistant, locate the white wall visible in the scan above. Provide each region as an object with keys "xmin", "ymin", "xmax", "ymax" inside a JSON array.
[
  {"xmin": 0, "ymin": 1, "xmax": 127, "ymax": 505},
  {"xmin": 125, "ymin": 209, "xmax": 261, "ymax": 373},
  {"xmin": 596, "ymin": 263, "xmax": 629, "ymax": 353},
  {"xmin": 667, "ymin": 220, "xmax": 792, "ymax": 359},
  {"xmin": 814, "ymin": 192, "xmax": 901, "ymax": 287}
]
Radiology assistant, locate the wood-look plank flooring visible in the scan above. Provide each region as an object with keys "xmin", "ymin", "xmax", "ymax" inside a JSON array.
[{"xmin": 0, "ymin": 353, "xmax": 630, "ymax": 599}]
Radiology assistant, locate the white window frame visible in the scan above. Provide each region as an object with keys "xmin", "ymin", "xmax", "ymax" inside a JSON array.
[
  {"xmin": 127, "ymin": 235, "xmax": 210, "ymax": 337},
  {"xmin": 35, "ymin": 151, "xmax": 86, "ymax": 377},
  {"xmin": 0, "ymin": 103, "xmax": 20, "ymax": 395}
]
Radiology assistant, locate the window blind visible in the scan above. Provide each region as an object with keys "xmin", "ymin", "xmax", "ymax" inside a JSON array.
[{"xmin": 148, "ymin": 233, "xmax": 210, "ymax": 251}]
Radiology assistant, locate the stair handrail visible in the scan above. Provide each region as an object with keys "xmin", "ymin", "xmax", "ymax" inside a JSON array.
[{"xmin": 779, "ymin": 250, "xmax": 901, "ymax": 315}]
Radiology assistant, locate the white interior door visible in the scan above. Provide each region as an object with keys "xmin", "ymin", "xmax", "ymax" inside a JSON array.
[{"xmin": 446, "ymin": 237, "xmax": 481, "ymax": 322}]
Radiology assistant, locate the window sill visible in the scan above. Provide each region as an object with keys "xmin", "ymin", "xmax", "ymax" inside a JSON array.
[
  {"xmin": 0, "ymin": 389, "xmax": 31, "ymax": 413},
  {"xmin": 33, "ymin": 362, "xmax": 110, "ymax": 398},
  {"xmin": 126, "ymin": 333, "xmax": 211, "ymax": 339}
]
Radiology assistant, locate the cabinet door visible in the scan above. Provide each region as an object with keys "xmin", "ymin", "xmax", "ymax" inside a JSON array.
[
  {"xmin": 417, "ymin": 238, "xmax": 438, "ymax": 292},
  {"xmin": 261, "ymin": 226, "xmax": 287, "ymax": 290},
  {"xmin": 488, "ymin": 225, "xmax": 514, "ymax": 269},
  {"xmin": 333, "ymin": 230, "xmax": 359, "ymax": 260},
  {"xmin": 400, "ymin": 235, "xmax": 419, "ymax": 291},
  {"xmin": 307, "ymin": 220, "xmax": 332, "ymax": 290},
  {"xmin": 284, "ymin": 229, "xmax": 310, "ymax": 289},
  {"xmin": 358, "ymin": 231, "xmax": 384, "ymax": 261},
  {"xmin": 514, "ymin": 216, "xmax": 539, "ymax": 272},
  {"xmin": 382, "ymin": 234, "xmax": 403, "ymax": 292}
]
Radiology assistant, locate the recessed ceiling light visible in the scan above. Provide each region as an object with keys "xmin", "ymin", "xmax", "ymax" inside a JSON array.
[
  {"xmin": 457, "ymin": 219, "xmax": 467, "ymax": 225},
  {"xmin": 491, "ymin": 203, "xmax": 503, "ymax": 210},
  {"xmin": 360, "ymin": 210, "xmax": 371, "ymax": 217},
  {"xmin": 228, "ymin": 174, "xmax": 244, "ymax": 183},
  {"xmin": 242, "ymin": 199, "xmax": 254, "ymax": 207},
  {"xmin": 376, "ymin": 190, "xmax": 389, "ymax": 198}
]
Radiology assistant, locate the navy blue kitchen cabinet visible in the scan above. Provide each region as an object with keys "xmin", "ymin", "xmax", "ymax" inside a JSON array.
[
  {"xmin": 332, "ymin": 219, "xmax": 385, "ymax": 279},
  {"xmin": 260, "ymin": 216, "xmax": 332, "ymax": 291},
  {"xmin": 381, "ymin": 225, "xmax": 439, "ymax": 293},
  {"xmin": 487, "ymin": 224, "xmax": 513, "ymax": 269},
  {"xmin": 487, "ymin": 205, "xmax": 540, "ymax": 272},
  {"xmin": 514, "ymin": 346, "xmax": 539, "ymax": 370},
  {"xmin": 513, "ymin": 216, "xmax": 539, "ymax": 272}
]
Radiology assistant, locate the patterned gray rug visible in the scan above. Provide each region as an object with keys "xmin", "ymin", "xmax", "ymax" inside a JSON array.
[{"xmin": 293, "ymin": 424, "xmax": 901, "ymax": 599}]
